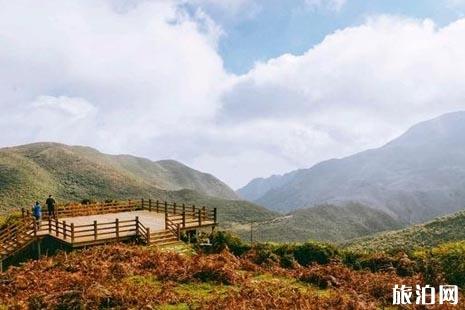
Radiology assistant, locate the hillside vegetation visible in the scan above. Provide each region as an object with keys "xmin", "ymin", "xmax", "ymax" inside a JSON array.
[
  {"xmin": 345, "ymin": 209, "xmax": 465, "ymax": 252},
  {"xmin": 0, "ymin": 143, "xmax": 275, "ymax": 224},
  {"xmin": 232, "ymin": 203, "xmax": 404, "ymax": 243}
]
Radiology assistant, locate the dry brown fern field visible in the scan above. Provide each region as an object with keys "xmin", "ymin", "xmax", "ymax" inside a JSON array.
[{"xmin": 0, "ymin": 244, "xmax": 462, "ymax": 309}]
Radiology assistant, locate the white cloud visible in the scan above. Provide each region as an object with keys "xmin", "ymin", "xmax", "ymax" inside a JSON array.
[
  {"xmin": 0, "ymin": 0, "xmax": 227, "ymax": 154},
  {"xmin": 219, "ymin": 16, "xmax": 465, "ymax": 186},
  {"xmin": 2, "ymin": 1, "xmax": 465, "ymax": 189}
]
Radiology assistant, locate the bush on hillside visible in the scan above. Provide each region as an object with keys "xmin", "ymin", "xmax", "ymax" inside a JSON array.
[
  {"xmin": 208, "ymin": 231, "xmax": 251, "ymax": 256},
  {"xmin": 293, "ymin": 242, "xmax": 338, "ymax": 266},
  {"xmin": 432, "ymin": 241, "xmax": 465, "ymax": 287}
]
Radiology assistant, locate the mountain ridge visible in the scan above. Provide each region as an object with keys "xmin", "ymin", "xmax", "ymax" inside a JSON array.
[
  {"xmin": 238, "ymin": 111, "xmax": 465, "ymax": 223},
  {"xmin": 0, "ymin": 142, "xmax": 279, "ymax": 225}
]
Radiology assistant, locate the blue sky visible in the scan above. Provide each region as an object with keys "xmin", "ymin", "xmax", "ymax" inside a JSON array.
[
  {"xmin": 189, "ymin": 0, "xmax": 465, "ymax": 73},
  {"xmin": 2, "ymin": 0, "xmax": 465, "ymax": 188}
]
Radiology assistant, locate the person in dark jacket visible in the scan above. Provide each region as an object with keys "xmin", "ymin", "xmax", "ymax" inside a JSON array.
[{"xmin": 46, "ymin": 195, "xmax": 56, "ymax": 218}]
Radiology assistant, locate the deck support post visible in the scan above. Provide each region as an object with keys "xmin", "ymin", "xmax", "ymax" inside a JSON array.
[
  {"xmin": 176, "ymin": 224, "xmax": 181, "ymax": 240},
  {"xmin": 21, "ymin": 208, "xmax": 25, "ymax": 218},
  {"xmin": 94, "ymin": 221, "xmax": 98, "ymax": 241},
  {"xmin": 37, "ymin": 240, "xmax": 41, "ymax": 259},
  {"xmin": 0, "ymin": 259, "xmax": 3, "ymax": 273},
  {"xmin": 146, "ymin": 228, "xmax": 151, "ymax": 244},
  {"xmin": 71, "ymin": 223, "xmax": 75, "ymax": 243},
  {"xmin": 214, "ymin": 208, "xmax": 217, "ymax": 223}
]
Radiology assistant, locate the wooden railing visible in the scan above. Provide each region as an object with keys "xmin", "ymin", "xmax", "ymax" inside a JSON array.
[
  {"xmin": 42, "ymin": 217, "xmax": 149, "ymax": 245},
  {"xmin": 19, "ymin": 199, "xmax": 217, "ymax": 227},
  {"xmin": 0, "ymin": 217, "xmax": 38, "ymax": 271},
  {"xmin": 22, "ymin": 200, "xmax": 141, "ymax": 219},
  {"xmin": 140, "ymin": 199, "xmax": 217, "ymax": 230}
]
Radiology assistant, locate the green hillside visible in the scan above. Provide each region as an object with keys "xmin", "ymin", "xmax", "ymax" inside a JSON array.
[
  {"xmin": 0, "ymin": 143, "xmax": 273, "ymax": 224},
  {"xmin": 345, "ymin": 209, "xmax": 465, "ymax": 252},
  {"xmin": 231, "ymin": 203, "xmax": 404, "ymax": 243}
]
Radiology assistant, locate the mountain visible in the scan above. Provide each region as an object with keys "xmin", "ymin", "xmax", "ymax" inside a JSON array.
[
  {"xmin": 236, "ymin": 171, "xmax": 298, "ymax": 201},
  {"xmin": 232, "ymin": 203, "xmax": 403, "ymax": 243},
  {"xmin": 238, "ymin": 111, "xmax": 465, "ymax": 223},
  {"xmin": 345, "ymin": 209, "xmax": 465, "ymax": 253},
  {"xmin": 0, "ymin": 142, "xmax": 276, "ymax": 223}
]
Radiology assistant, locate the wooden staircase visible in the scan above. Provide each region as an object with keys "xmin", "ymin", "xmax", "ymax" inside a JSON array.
[
  {"xmin": 0, "ymin": 219, "xmax": 37, "ymax": 266},
  {"xmin": 149, "ymin": 230, "xmax": 180, "ymax": 246}
]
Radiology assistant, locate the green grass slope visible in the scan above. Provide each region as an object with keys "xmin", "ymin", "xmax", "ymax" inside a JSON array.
[
  {"xmin": 0, "ymin": 142, "xmax": 273, "ymax": 224},
  {"xmin": 345, "ymin": 209, "xmax": 465, "ymax": 252},
  {"xmin": 232, "ymin": 203, "xmax": 404, "ymax": 243}
]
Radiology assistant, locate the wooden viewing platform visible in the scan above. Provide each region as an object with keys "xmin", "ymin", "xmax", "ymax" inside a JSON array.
[{"xmin": 0, "ymin": 199, "xmax": 217, "ymax": 271}]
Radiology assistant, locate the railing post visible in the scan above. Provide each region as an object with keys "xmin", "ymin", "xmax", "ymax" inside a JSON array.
[
  {"xmin": 135, "ymin": 216, "xmax": 139, "ymax": 236},
  {"xmin": 173, "ymin": 202, "xmax": 177, "ymax": 214},
  {"xmin": 182, "ymin": 204, "xmax": 185, "ymax": 216},
  {"xmin": 176, "ymin": 224, "xmax": 181, "ymax": 240},
  {"xmin": 192, "ymin": 205, "xmax": 195, "ymax": 216},
  {"xmin": 146, "ymin": 228, "xmax": 151, "ymax": 244},
  {"xmin": 165, "ymin": 212, "xmax": 168, "ymax": 230},
  {"xmin": 182, "ymin": 211, "xmax": 186, "ymax": 228},
  {"xmin": 202, "ymin": 206, "xmax": 206, "ymax": 220},
  {"xmin": 48, "ymin": 218, "xmax": 52, "ymax": 234},
  {"xmin": 198, "ymin": 210, "xmax": 202, "ymax": 226},
  {"xmin": 128, "ymin": 199, "xmax": 132, "ymax": 211},
  {"xmin": 94, "ymin": 221, "xmax": 97, "ymax": 241},
  {"xmin": 214, "ymin": 208, "xmax": 217, "ymax": 223},
  {"xmin": 63, "ymin": 221, "xmax": 67, "ymax": 240},
  {"xmin": 71, "ymin": 223, "xmax": 75, "ymax": 243},
  {"xmin": 141, "ymin": 198, "xmax": 144, "ymax": 210},
  {"xmin": 115, "ymin": 218, "xmax": 120, "ymax": 241},
  {"xmin": 156, "ymin": 200, "xmax": 159, "ymax": 213},
  {"xmin": 149, "ymin": 199, "xmax": 152, "ymax": 212},
  {"xmin": 164, "ymin": 201, "xmax": 168, "ymax": 214},
  {"xmin": 55, "ymin": 219, "xmax": 59, "ymax": 237}
]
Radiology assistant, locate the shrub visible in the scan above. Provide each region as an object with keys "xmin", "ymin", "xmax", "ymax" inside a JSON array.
[
  {"xmin": 245, "ymin": 244, "xmax": 279, "ymax": 267},
  {"xmin": 293, "ymin": 242, "xmax": 337, "ymax": 266},
  {"xmin": 209, "ymin": 231, "xmax": 251, "ymax": 256},
  {"xmin": 432, "ymin": 241, "xmax": 465, "ymax": 287}
]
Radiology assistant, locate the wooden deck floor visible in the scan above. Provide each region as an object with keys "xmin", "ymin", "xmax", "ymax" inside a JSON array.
[{"xmin": 61, "ymin": 210, "xmax": 167, "ymax": 233}]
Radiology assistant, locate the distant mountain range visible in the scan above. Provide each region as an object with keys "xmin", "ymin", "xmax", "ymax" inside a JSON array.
[
  {"xmin": 238, "ymin": 111, "xmax": 465, "ymax": 224},
  {"xmin": 0, "ymin": 142, "xmax": 275, "ymax": 224}
]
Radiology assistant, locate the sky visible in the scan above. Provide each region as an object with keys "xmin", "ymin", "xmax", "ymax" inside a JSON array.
[{"xmin": 2, "ymin": 0, "xmax": 465, "ymax": 189}]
